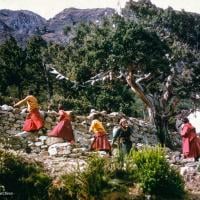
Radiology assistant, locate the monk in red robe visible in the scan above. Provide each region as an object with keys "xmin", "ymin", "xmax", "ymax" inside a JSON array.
[
  {"xmin": 48, "ymin": 105, "xmax": 75, "ymax": 144},
  {"xmin": 14, "ymin": 90, "xmax": 44, "ymax": 133},
  {"xmin": 180, "ymin": 117, "xmax": 200, "ymax": 161},
  {"xmin": 88, "ymin": 113, "xmax": 111, "ymax": 154}
]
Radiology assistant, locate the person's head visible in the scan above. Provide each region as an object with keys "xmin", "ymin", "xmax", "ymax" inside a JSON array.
[
  {"xmin": 92, "ymin": 113, "xmax": 101, "ymax": 120},
  {"xmin": 58, "ymin": 104, "xmax": 64, "ymax": 111},
  {"xmin": 88, "ymin": 113, "xmax": 102, "ymax": 121},
  {"xmin": 119, "ymin": 118, "xmax": 128, "ymax": 128},
  {"xmin": 182, "ymin": 117, "xmax": 189, "ymax": 124},
  {"xmin": 67, "ymin": 111, "xmax": 76, "ymax": 122},
  {"xmin": 28, "ymin": 90, "xmax": 34, "ymax": 95}
]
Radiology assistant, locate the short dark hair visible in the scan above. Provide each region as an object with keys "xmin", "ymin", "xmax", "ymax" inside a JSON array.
[
  {"xmin": 182, "ymin": 117, "xmax": 189, "ymax": 123},
  {"xmin": 58, "ymin": 104, "xmax": 64, "ymax": 110},
  {"xmin": 28, "ymin": 90, "xmax": 34, "ymax": 95},
  {"xmin": 91, "ymin": 113, "xmax": 101, "ymax": 120}
]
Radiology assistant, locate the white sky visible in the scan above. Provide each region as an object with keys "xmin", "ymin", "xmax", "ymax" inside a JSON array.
[{"xmin": 0, "ymin": 0, "xmax": 200, "ymax": 19}]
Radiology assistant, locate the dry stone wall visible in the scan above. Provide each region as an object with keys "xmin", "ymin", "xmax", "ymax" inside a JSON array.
[{"xmin": 0, "ymin": 104, "xmax": 181, "ymax": 156}]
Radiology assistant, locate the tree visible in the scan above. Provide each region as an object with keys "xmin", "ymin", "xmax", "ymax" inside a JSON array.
[
  {"xmin": 0, "ymin": 37, "xmax": 26, "ymax": 97},
  {"xmin": 56, "ymin": 12, "xmax": 198, "ymax": 148},
  {"xmin": 25, "ymin": 36, "xmax": 53, "ymax": 101}
]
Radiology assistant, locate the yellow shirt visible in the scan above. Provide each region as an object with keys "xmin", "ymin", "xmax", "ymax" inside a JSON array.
[
  {"xmin": 15, "ymin": 95, "xmax": 39, "ymax": 112},
  {"xmin": 89, "ymin": 119, "xmax": 106, "ymax": 134}
]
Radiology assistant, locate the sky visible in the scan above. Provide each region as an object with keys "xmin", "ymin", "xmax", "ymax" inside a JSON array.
[{"xmin": 0, "ymin": 0, "xmax": 200, "ymax": 19}]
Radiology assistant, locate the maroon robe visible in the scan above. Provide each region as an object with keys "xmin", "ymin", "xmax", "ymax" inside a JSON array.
[
  {"xmin": 23, "ymin": 108, "xmax": 44, "ymax": 132},
  {"xmin": 180, "ymin": 122, "xmax": 200, "ymax": 159},
  {"xmin": 91, "ymin": 131, "xmax": 111, "ymax": 152},
  {"xmin": 48, "ymin": 110, "xmax": 74, "ymax": 143}
]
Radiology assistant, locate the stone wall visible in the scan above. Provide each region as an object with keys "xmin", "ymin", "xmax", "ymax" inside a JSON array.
[{"xmin": 0, "ymin": 104, "xmax": 181, "ymax": 156}]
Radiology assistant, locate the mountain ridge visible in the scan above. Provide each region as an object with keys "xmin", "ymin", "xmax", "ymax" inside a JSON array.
[{"xmin": 0, "ymin": 7, "xmax": 115, "ymax": 45}]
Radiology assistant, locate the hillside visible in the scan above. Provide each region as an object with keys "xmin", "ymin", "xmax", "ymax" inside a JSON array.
[{"xmin": 0, "ymin": 8, "xmax": 115, "ymax": 45}]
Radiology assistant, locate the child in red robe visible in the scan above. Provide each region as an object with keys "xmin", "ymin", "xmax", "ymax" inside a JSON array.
[
  {"xmin": 48, "ymin": 105, "xmax": 75, "ymax": 143},
  {"xmin": 14, "ymin": 90, "xmax": 44, "ymax": 134}
]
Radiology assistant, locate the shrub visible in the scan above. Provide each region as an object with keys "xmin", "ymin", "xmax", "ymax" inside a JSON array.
[
  {"xmin": 49, "ymin": 155, "xmax": 128, "ymax": 200},
  {"xmin": 82, "ymin": 155, "xmax": 129, "ymax": 198},
  {"xmin": 0, "ymin": 135, "xmax": 27, "ymax": 150},
  {"xmin": 48, "ymin": 173, "xmax": 82, "ymax": 200},
  {"xmin": 0, "ymin": 149, "xmax": 51, "ymax": 200},
  {"xmin": 107, "ymin": 148, "xmax": 135, "ymax": 182},
  {"xmin": 128, "ymin": 146, "xmax": 185, "ymax": 199},
  {"xmin": 82, "ymin": 155, "xmax": 110, "ymax": 197}
]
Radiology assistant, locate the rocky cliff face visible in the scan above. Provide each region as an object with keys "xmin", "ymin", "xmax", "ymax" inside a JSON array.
[
  {"xmin": 0, "ymin": 9, "xmax": 46, "ymax": 45},
  {"xmin": 0, "ymin": 8, "xmax": 115, "ymax": 45}
]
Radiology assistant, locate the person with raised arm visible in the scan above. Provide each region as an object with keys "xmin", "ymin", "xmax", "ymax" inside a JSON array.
[{"xmin": 14, "ymin": 90, "xmax": 44, "ymax": 137}]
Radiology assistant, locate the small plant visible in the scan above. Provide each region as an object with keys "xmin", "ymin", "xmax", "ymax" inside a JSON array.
[
  {"xmin": 81, "ymin": 155, "xmax": 110, "ymax": 198},
  {"xmin": 108, "ymin": 148, "xmax": 135, "ymax": 182},
  {"xmin": 48, "ymin": 173, "xmax": 82, "ymax": 200},
  {"xmin": 128, "ymin": 146, "xmax": 185, "ymax": 199}
]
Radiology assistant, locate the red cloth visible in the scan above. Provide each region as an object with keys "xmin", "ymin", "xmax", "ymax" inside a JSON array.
[
  {"xmin": 48, "ymin": 110, "xmax": 74, "ymax": 142},
  {"xmin": 91, "ymin": 131, "xmax": 111, "ymax": 151},
  {"xmin": 23, "ymin": 108, "xmax": 44, "ymax": 132},
  {"xmin": 180, "ymin": 122, "xmax": 200, "ymax": 159}
]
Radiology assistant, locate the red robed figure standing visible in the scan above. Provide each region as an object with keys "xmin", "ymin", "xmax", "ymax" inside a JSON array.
[
  {"xmin": 48, "ymin": 105, "xmax": 75, "ymax": 143},
  {"xmin": 14, "ymin": 90, "xmax": 44, "ymax": 132},
  {"xmin": 180, "ymin": 117, "xmax": 200, "ymax": 160}
]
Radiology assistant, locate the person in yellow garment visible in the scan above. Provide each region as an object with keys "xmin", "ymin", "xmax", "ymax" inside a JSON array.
[
  {"xmin": 14, "ymin": 90, "xmax": 44, "ymax": 137},
  {"xmin": 88, "ymin": 113, "xmax": 111, "ymax": 155}
]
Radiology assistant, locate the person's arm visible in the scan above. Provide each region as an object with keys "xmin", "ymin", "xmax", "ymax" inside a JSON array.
[
  {"xmin": 58, "ymin": 110, "xmax": 65, "ymax": 121},
  {"xmin": 89, "ymin": 120, "xmax": 95, "ymax": 133},
  {"xmin": 181, "ymin": 125, "xmax": 190, "ymax": 137},
  {"xmin": 128, "ymin": 126, "xmax": 134, "ymax": 137},
  {"xmin": 111, "ymin": 127, "xmax": 120, "ymax": 145},
  {"xmin": 14, "ymin": 96, "xmax": 28, "ymax": 107}
]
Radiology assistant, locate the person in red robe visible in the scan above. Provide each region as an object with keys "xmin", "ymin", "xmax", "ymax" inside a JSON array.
[
  {"xmin": 14, "ymin": 90, "xmax": 44, "ymax": 134},
  {"xmin": 180, "ymin": 117, "xmax": 200, "ymax": 161},
  {"xmin": 48, "ymin": 105, "xmax": 75, "ymax": 144}
]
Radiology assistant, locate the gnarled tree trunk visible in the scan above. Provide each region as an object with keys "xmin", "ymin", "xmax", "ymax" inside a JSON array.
[{"xmin": 126, "ymin": 71, "xmax": 173, "ymax": 148}]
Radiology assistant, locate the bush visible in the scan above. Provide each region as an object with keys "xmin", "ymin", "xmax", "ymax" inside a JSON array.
[
  {"xmin": 107, "ymin": 148, "xmax": 135, "ymax": 182},
  {"xmin": 0, "ymin": 149, "xmax": 51, "ymax": 200},
  {"xmin": 127, "ymin": 146, "xmax": 185, "ymax": 199},
  {"xmin": 48, "ymin": 173, "xmax": 82, "ymax": 200},
  {"xmin": 49, "ymin": 155, "xmax": 128, "ymax": 200},
  {"xmin": 82, "ymin": 155, "xmax": 110, "ymax": 197}
]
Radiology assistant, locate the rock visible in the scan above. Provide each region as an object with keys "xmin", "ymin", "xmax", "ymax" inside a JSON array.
[
  {"xmin": 48, "ymin": 142, "xmax": 72, "ymax": 156},
  {"xmin": 35, "ymin": 141, "xmax": 43, "ymax": 147},
  {"xmin": 46, "ymin": 137, "xmax": 64, "ymax": 146},
  {"xmin": 48, "ymin": 147, "xmax": 57, "ymax": 156},
  {"xmin": 39, "ymin": 136, "xmax": 48, "ymax": 141},
  {"xmin": 180, "ymin": 166, "xmax": 188, "ymax": 176},
  {"xmin": 1, "ymin": 104, "xmax": 13, "ymax": 111},
  {"xmin": 20, "ymin": 108, "xmax": 27, "ymax": 114}
]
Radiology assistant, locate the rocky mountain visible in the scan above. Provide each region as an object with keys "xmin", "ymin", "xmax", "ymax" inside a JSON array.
[
  {"xmin": 0, "ymin": 9, "xmax": 46, "ymax": 45},
  {"xmin": 0, "ymin": 8, "xmax": 115, "ymax": 45}
]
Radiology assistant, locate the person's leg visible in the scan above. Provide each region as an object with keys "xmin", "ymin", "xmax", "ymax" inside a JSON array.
[
  {"xmin": 15, "ymin": 131, "xmax": 29, "ymax": 138},
  {"xmin": 195, "ymin": 156, "xmax": 199, "ymax": 162}
]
